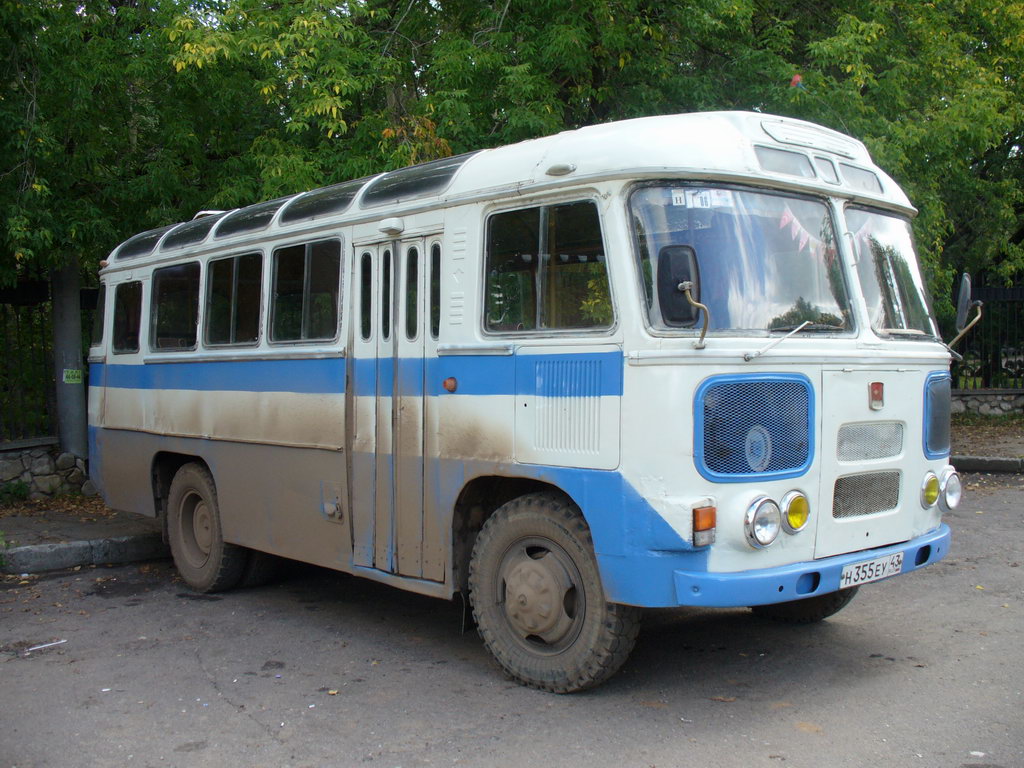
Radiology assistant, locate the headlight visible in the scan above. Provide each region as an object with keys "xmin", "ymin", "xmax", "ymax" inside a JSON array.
[
  {"xmin": 781, "ymin": 491, "xmax": 810, "ymax": 534},
  {"xmin": 744, "ymin": 496, "xmax": 782, "ymax": 548},
  {"xmin": 920, "ymin": 472, "xmax": 940, "ymax": 508},
  {"xmin": 940, "ymin": 467, "xmax": 962, "ymax": 510}
]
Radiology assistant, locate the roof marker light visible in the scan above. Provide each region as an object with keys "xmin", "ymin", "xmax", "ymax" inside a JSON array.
[{"xmin": 545, "ymin": 163, "xmax": 576, "ymax": 176}]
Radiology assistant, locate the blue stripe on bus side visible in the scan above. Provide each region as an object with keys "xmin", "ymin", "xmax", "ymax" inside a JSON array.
[
  {"xmin": 94, "ymin": 358, "xmax": 347, "ymax": 394},
  {"xmin": 93, "ymin": 350, "xmax": 625, "ymax": 397},
  {"xmin": 427, "ymin": 350, "xmax": 623, "ymax": 396}
]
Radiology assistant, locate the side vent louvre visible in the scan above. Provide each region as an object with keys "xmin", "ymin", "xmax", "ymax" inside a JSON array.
[{"xmin": 533, "ymin": 358, "xmax": 602, "ymax": 454}]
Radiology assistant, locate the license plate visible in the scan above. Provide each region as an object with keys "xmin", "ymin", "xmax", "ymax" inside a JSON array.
[{"xmin": 840, "ymin": 552, "xmax": 904, "ymax": 588}]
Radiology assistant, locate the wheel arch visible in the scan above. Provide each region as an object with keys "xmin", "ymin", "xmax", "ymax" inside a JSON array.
[
  {"xmin": 152, "ymin": 451, "xmax": 211, "ymax": 540},
  {"xmin": 450, "ymin": 474, "xmax": 575, "ymax": 595}
]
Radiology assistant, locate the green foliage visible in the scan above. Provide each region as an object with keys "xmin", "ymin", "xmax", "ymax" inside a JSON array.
[
  {"xmin": 580, "ymin": 276, "xmax": 614, "ymax": 327},
  {"xmin": 789, "ymin": 0, "xmax": 1024, "ymax": 310},
  {"xmin": 0, "ymin": 480, "xmax": 30, "ymax": 505},
  {"xmin": 769, "ymin": 297, "xmax": 843, "ymax": 331},
  {"xmin": 1, "ymin": 0, "xmax": 1021, "ymax": 306}
]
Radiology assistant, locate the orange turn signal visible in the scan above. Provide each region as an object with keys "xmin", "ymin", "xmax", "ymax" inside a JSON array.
[
  {"xmin": 693, "ymin": 505, "xmax": 716, "ymax": 547},
  {"xmin": 693, "ymin": 506, "xmax": 716, "ymax": 531}
]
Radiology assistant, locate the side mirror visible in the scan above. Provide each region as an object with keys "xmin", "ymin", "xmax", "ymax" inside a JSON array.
[
  {"xmin": 955, "ymin": 273, "xmax": 972, "ymax": 332},
  {"xmin": 657, "ymin": 245, "xmax": 699, "ymax": 326},
  {"xmin": 949, "ymin": 271, "xmax": 982, "ymax": 350}
]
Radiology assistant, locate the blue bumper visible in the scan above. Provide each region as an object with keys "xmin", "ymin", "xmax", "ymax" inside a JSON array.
[{"xmin": 673, "ymin": 524, "xmax": 951, "ymax": 607}]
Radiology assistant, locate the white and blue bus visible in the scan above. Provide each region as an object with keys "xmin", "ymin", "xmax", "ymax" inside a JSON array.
[{"xmin": 88, "ymin": 111, "xmax": 960, "ymax": 692}]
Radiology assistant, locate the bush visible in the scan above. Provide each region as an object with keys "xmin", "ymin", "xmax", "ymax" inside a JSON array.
[{"xmin": 0, "ymin": 480, "xmax": 30, "ymax": 505}]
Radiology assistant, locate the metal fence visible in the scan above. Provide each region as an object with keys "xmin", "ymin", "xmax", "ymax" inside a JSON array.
[
  {"xmin": 1, "ymin": 284, "xmax": 55, "ymax": 442},
  {"xmin": 1, "ymin": 282, "xmax": 98, "ymax": 444},
  {"xmin": 952, "ymin": 277, "xmax": 1024, "ymax": 391}
]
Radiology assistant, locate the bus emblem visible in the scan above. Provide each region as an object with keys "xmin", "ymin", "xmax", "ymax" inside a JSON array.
[{"xmin": 745, "ymin": 425, "xmax": 773, "ymax": 472}]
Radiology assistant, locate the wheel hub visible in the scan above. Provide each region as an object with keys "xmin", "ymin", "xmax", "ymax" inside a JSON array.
[
  {"xmin": 192, "ymin": 500, "xmax": 213, "ymax": 554},
  {"xmin": 502, "ymin": 548, "xmax": 578, "ymax": 645}
]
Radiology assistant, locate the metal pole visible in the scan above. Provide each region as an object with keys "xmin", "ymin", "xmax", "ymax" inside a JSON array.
[{"xmin": 51, "ymin": 254, "xmax": 87, "ymax": 457}]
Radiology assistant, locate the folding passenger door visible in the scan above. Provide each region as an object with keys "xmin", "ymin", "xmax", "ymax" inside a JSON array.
[{"xmin": 349, "ymin": 238, "xmax": 429, "ymax": 577}]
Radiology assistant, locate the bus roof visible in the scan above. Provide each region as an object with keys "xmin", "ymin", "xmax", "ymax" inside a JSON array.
[{"xmin": 107, "ymin": 111, "xmax": 911, "ymax": 264}]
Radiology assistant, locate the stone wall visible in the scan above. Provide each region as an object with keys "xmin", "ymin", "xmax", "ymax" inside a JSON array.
[
  {"xmin": 952, "ymin": 389, "xmax": 1024, "ymax": 416},
  {"xmin": 0, "ymin": 441, "xmax": 96, "ymax": 500}
]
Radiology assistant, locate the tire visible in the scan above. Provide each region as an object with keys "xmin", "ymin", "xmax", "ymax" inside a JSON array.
[
  {"xmin": 751, "ymin": 586, "xmax": 859, "ymax": 624},
  {"xmin": 238, "ymin": 549, "xmax": 285, "ymax": 589},
  {"xmin": 167, "ymin": 463, "xmax": 246, "ymax": 593},
  {"xmin": 468, "ymin": 492, "xmax": 641, "ymax": 693}
]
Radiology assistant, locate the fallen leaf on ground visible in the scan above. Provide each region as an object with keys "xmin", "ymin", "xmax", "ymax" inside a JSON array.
[{"xmin": 795, "ymin": 722, "xmax": 823, "ymax": 734}]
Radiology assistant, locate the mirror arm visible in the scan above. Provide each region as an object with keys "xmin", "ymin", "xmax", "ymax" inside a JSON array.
[
  {"xmin": 679, "ymin": 281, "xmax": 710, "ymax": 349},
  {"xmin": 948, "ymin": 301, "xmax": 983, "ymax": 350}
]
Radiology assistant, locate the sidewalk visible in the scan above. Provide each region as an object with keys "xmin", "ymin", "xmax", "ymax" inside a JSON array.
[
  {"xmin": 1, "ymin": 501, "xmax": 166, "ymax": 575},
  {"xmin": 0, "ymin": 453, "xmax": 1018, "ymax": 575}
]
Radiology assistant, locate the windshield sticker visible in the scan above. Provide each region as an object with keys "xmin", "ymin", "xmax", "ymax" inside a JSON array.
[{"xmin": 671, "ymin": 189, "xmax": 734, "ymax": 208}]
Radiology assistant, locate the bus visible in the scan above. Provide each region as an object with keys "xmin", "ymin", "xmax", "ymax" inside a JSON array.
[{"xmin": 88, "ymin": 111, "xmax": 959, "ymax": 693}]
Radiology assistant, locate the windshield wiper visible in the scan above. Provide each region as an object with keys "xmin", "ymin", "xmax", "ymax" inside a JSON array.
[
  {"xmin": 744, "ymin": 320, "xmax": 811, "ymax": 361},
  {"xmin": 770, "ymin": 322, "xmax": 846, "ymax": 333}
]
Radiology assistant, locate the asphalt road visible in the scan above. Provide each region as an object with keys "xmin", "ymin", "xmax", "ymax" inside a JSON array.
[{"xmin": 3, "ymin": 473, "xmax": 1022, "ymax": 768}]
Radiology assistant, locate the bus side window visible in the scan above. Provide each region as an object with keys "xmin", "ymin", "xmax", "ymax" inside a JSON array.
[
  {"xmin": 430, "ymin": 243, "xmax": 440, "ymax": 339},
  {"xmin": 381, "ymin": 248, "xmax": 391, "ymax": 341},
  {"xmin": 360, "ymin": 251, "xmax": 372, "ymax": 340},
  {"xmin": 206, "ymin": 252, "xmax": 262, "ymax": 346},
  {"xmin": 151, "ymin": 263, "xmax": 201, "ymax": 351},
  {"xmin": 271, "ymin": 239, "xmax": 342, "ymax": 342},
  {"xmin": 90, "ymin": 284, "xmax": 106, "ymax": 347},
  {"xmin": 485, "ymin": 201, "xmax": 612, "ymax": 332},
  {"xmin": 112, "ymin": 281, "xmax": 142, "ymax": 354},
  {"xmin": 405, "ymin": 246, "xmax": 418, "ymax": 340}
]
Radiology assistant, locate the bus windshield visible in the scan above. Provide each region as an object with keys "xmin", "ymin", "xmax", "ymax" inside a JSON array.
[
  {"xmin": 631, "ymin": 185, "xmax": 852, "ymax": 335},
  {"xmin": 846, "ymin": 207, "xmax": 938, "ymax": 339}
]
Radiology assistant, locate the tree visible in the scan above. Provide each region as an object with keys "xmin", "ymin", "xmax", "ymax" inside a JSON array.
[
  {"xmin": 781, "ymin": 0, "xmax": 1024, "ymax": 314},
  {"xmin": 0, "ymin": 0, "xmax": 285, "ymax": 451},
  {"xmin": 3, "ymin": 1, "xmax": 1022, "ymax": 444}
]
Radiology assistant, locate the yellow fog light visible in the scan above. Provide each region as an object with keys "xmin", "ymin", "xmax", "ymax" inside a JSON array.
[
  {"xmin": 781, "ymin": 491, "xmax": 810, "ymax": 534},
  {"xmin": 920, "ymin": 472, "xmax": 940, "ymax": 508}
]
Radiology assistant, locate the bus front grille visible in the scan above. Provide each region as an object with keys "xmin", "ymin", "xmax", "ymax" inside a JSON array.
[
  {"xmin": 832, "ymin": 472, "xmax": 901, "ymax": 518},
  {"xmin": 836, "ymin": 422, "xmax": 904, "ymax": 461},
  {"xmin": 695, "ymin": 374, "xmax": 812, "ymax": 481}
]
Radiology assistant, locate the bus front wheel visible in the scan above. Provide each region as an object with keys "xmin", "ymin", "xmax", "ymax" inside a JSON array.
[
  {"xmin": 468, "ymin": 492, "xmax": 641, "ymax": 693},
  {"xmin": 167, "ymin": 463, "xmax": 246, "ymax": 593}
]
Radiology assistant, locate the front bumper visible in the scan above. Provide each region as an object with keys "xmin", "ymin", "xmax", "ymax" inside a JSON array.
[{"xmin": 673, "ymin": 523, "xmax": 951, "ymax": 607}]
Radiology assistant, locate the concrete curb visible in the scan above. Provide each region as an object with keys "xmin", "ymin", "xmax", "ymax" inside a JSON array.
[
  {"xmin": 953, "ymin": 455, "xmax": 1024, "ymax": 474},
  {"xmin": 2, "ymin": 533, "xmax": 169, "ymax": 575}
]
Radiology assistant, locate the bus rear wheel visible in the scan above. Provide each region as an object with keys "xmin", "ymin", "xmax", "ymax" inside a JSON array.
[
  {"xmin": 167, "ymin": 463, "xmax": 246, "ymax": 593},
  {"xmin": 468, "ymin": 492, "xmax": 641, "ymax": 693},
  {"xmin": 751, "ymin": 586, "xmax": 859, "ymax": 624}
]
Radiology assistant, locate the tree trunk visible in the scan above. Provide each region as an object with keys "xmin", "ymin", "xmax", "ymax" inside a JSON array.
[{"xmin": 51, "ymin": 255, "xmax": 87, "ymax": 457}]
